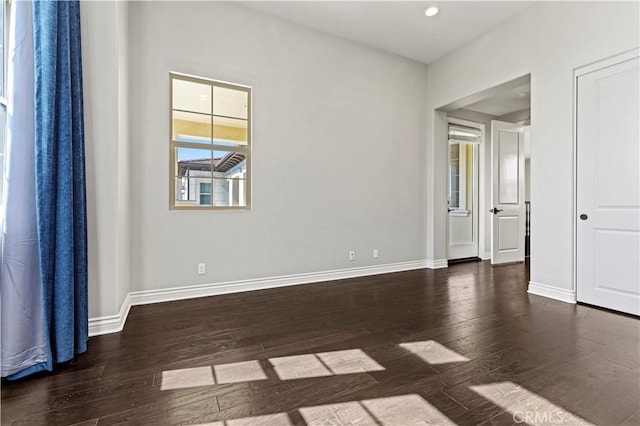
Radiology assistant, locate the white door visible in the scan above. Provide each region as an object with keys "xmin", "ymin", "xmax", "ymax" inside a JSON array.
[
  {"xmin": 447, "ymin": 120, "xmax": 480, "ymax": 260},
  {"xmin": 576, "ymin": 53, "xmax": 640, "ymax": 315},
  {"xmin": 491, "ymin": 120, "xmax": 525, "ymax": 265}
]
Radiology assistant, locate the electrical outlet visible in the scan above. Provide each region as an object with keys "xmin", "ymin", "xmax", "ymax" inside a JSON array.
[
  {"xmin": 197, "ymin": 263, "xmax": 206, "ymax": 275},
  {"xmin": 373, "ymin": 249, "xmax": 379, "ymax": 258},
  {"xmin": 349, "ymin": 251, "xmax": 356, "ymax": 261}
]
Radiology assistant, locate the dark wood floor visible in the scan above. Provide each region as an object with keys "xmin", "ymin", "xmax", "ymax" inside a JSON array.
[{"xmin": 2, "ymin": 261, "xmax": 639, "ymax": 425}]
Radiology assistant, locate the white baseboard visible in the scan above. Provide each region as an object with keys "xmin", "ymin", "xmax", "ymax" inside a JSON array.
[
  {"xmin": 88, "ymin": 293, "xmax": 131, "ymax": 337},
  {"xmin": 88, "ymin": 260, "xmax": 428, "ymax": 337},
  {"xmin": 425, "ymin": 259, "xmax": 448, "ymax": 269},
  {"xmin": 528, "ymin": 281, "xmax": 577, "ymax": 304},
  {"xmin": 481, "ymin": 251, "xmax": 491, "ymax": 261}
]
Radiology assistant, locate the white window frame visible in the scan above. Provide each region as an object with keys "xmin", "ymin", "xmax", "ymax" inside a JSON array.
[
  {"xmin": 448, "ymin": 122, "xmax": 480, "ymax": 217},
  {"xmin": 169, "ymin": 72, "xmax": 252, "ymax": 210}
]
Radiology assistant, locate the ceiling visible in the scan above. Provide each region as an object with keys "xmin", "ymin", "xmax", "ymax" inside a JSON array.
[
  {"xmin": 465, "ymin": 82, "xmax": 531, "ymax": 116},
  {"xmin": 240, "ymin": 1, "xmax": 535, "ymax": 64}
]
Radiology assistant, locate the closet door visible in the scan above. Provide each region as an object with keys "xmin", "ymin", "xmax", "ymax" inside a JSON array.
[{"xmin": 576, "ymin": 53, "xmax": 640, "ymax": 315}]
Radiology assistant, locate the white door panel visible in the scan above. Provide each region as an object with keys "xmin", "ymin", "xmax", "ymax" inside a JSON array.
[
  {"xmin": 447, "ymin": 119, "xmax": 481, "ymax": 260},
  {"xmin": 491, "ymin": 121, "xmax": 526, "ymax": 264},
  {"xmin": 577, "ymin": 54, "xmax": 640, "ymax": 315},
  {"xmin": 498, "ymin": 134, "xmax": 520, "ymax": 204},
  {"xmin": 498, "ymin": 216, "xmax": 520, "ymax": 251},
  {"xmin": 449, "ymin": 215, "xmax": 474, "ymax": 246}
]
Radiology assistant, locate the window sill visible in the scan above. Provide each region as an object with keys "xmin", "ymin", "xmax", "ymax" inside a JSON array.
[{"xmin": 449, "ymin": 209, "xmax": 470, "ymax": 217}]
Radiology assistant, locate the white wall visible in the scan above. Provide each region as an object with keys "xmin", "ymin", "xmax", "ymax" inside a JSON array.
[
  {"xmin": 81, "ymin": 1, "xmax": 130, "ymax": 318},
  {"xmin": 126, "ymin": 2, "xmax": 429, "ymax": 294},
  {"xmin": 115, "ymin": 1, "xmax": 130, "ymax": 311},
  {"xmin": 426, "ymin": 2, "xmax": 639, "ymax": 295},
  {"xmin": 82, "ymin": 1, "xmax": 638, "ymax": 319}
]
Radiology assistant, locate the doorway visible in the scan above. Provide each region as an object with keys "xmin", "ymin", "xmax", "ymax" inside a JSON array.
[{"xmin": 440, "ymin": 74, "xmax": 532, "ymax": 265}]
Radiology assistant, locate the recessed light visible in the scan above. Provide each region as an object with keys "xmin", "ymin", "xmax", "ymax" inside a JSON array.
[
  {"xmin": 199, "ymin": 94, "xmax": 208, "ymax": 101},
  {"xmin": 425, "ymin": 6, "xmax": 439, "ymax": 17},
  {"xmin": 516, "ymin": 92, "xmax": 529, "ymax": 98}
]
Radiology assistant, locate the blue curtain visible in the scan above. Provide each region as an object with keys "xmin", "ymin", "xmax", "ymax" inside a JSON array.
[{"xmin": 1, "ymin": 0, "xmax": 88, "ymax": 380}]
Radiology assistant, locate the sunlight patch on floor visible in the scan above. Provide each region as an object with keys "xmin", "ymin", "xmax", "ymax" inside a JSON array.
[
  {"xmin": 160, "ymin": 366, "xmax": 215, "ymax": 390},
  {"xmin": 362, "ymin": 394, "xmax": 457, "ymax": 425},
  {"xmin": 214, "ymin": 360, "xmax": 268, "ymax": 384},
  {"xmin": 470, "ymin": 381, "xmax": 594, "ymax": 425},
  {"xmin": 300, "ymin": 394, "xmax": 456, "ymax": 425},
  {"xmin": 269, "ymin": 354, "xmax": 333, "ymax": 380},
  {"xmin": 316, "ymin": 349, "xmax": 385, "ymax": 375},
  {"xmin": 300, "ymin": 401, "xmax": 376, "ymax": 425},
  {"xmin": 195, "ymin": 412, "xmax": 292, "ymax": 426},
  {"xmin": 189, "ymin": 394, "xmax": 457, "ymax": 424},
  {"xmin": 269, "ymin": 349, "xmax": 386, "ymax": 380},
  {"xmin": 162, "ymin": 348, "xmax": 387, "ymax": 389},
  {"xmin": 399, "ymin": 340, "xmax": 470, "ymax": 364}
]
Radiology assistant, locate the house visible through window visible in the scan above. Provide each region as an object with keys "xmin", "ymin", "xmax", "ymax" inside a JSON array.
[
  {"xmin": 170, "ymin": 73, "xmax": 251, "ymax": 209},
  {"xmin": 199, "ymin": 182, "xmax": 211, "ymax": 205}
]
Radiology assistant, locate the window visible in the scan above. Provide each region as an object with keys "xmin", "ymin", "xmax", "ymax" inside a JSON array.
[
  {"xmin": 449, "ymin": 143, "xmax": 460, "ymax": 209},
  {"xmin": 199, "ymin": 182, "xmax": 211, "ymax": 206},
  {"xmin": 448, "ymin": 123, "xmax": 480, "ymax": 215},
  {"xmin": 0, "ymin": 1, "xmax": 8, "ymax": 205},
  {"xmin": 170, "ymin": 73, "xmax": 251, "ymax": 209}
]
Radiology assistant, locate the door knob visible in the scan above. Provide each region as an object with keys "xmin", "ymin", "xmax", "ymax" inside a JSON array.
[
  {"xmin": 490, "ymin": 207, "xmax": 503, "ymax": 214},
  {"xmin": 580, "ymin": 214, "xmax": 588, "ymax": 220}
]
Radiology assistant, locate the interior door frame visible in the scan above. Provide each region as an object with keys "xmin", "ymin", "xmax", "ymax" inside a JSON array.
[
  {"xmin": 446, "ymin": 117, "xmax": 485, "ymax": 261},
  {"xmin": 572, "ymin": 48, "xmax": 640, "ymax": 302}
]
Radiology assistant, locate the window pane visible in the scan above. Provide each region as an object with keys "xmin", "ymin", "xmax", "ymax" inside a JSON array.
[
  {"xmin": 213, "ymin": 178, "xmax": 246, "ymax": 207},
  {"xmin": 498, "ymin": 131, "xmax": 519, "ymax": 204},
  {"xmin": 0, "ymin": 0, "xmax": 4, "ymax": 99},
  {"xmin": 175, "ymin": 176, "xmax": 199, "ymax": 203},
  {"xmin": 213, "ymin": 86, "xmax": 248, "ymax": 120},
  {"xmin": 200, "ymin": 182, "xmax": 212, "ymax": 205},
  {"xmin": 176, "ymin": 148, "xmax": 212, "ymax": 207},
  {"xmin": 449, "ymin": 144, "xmax": 460, "ymax": 209},
  {"xmin": 0, "ymin": 106, "xmax": 4, "ymax": 202},
  {"xmin": 213, "ymin": 150, "xmax": 247, "ymax": 174},
  {"xmin": 464, "ymin": 143, "xmax": 474, "ymax": 211},
  {"xmin": 173, "ymin": 79, "xmax": 211, "ymax": 114},
  {"xmin": 0, "ymin": 105, "xmax": 5, "ymax": 155},
  {"xmin": 213, "ymin": 116, "xmax": 248, "ymax": 146},
  {"xmin": 174, "ymin": 176, "xmax": 214, "ymax": 207},
  {"xmin": 177, "ymin": 147, "xmax": 212, "ymax": 169},
  {"xmin": 173, "ymin": 110, "xmax": 211, "ymax": 143}
]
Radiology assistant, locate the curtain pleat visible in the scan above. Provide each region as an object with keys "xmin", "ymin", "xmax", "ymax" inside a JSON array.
[{"xmin": 32, "ymin": 0, "xmax": 88, "ymax": 365}]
